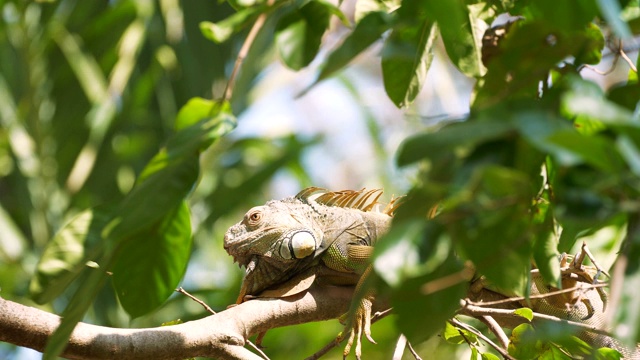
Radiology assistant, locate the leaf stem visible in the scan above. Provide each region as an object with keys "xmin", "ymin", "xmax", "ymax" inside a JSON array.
[{"xmin": 220, "ymin": 0, "xmax": 276, "ymax": 106}]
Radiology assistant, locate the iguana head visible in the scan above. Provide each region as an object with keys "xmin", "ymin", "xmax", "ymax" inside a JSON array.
[{"xmin": 224, "ymin": 195, "xmax": 324, "ymax": 301}]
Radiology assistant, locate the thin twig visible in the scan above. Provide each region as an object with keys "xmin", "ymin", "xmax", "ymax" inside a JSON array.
[
  {"xmin": 480, "ymin": 315, "xmax": 509, "ymax": 350},
  {"xmin": 464, "ymin": 282, "xmax": 608, "ymax": 307},
  {"xmin": 391, "ymin": 334, "xmax": 423, "ymax": 360},
  {"xmin": 578, "ymin": 241, "xmax": 610, "ymax": 278},
  {"xmin": 176, "ymin": 287, "xmax": 271, "ymax": 360},
  {"xmin": 406, "ymin": 339, "xmax": 423, "ymax": 360},
  {"xmin": 392, "ymin": 334, "xmax": 407, "ymax": 360},
  {"xmin": 459, "ymin": 301, "xmax": 613, "ymax": 337},
  {"xmin": 220, "ymin": 0, "xmax": 276, "ymax": 105},
  {"xmin": 176, "ymin": 287, "xmax": 216, "ymax": 314},
  {"xmin": 450, "ymin": 318, "xmax": 515, "ymax": 360},
  {"xmin": 421, "ymin": 265, "xmax": 475, "ymax": 295},
  {"xmin": 620, "ymin": 48, "xmax": 638, "ymax": 73},
  {"xmin": 582, "ymin": 38, "xmax": 639, "ymax": 75}
]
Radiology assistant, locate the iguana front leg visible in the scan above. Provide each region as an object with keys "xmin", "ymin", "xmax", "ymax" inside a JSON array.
[
  {"xmin": 327, "ymin": 244, "xmax": 377, "ymax": 360},
  {"xmin": 341, "ymin": 266, "xmax": 375, "ymax": 359}
]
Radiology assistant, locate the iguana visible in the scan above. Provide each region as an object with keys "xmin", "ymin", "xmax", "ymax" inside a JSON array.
[
  {"xmin": 224, "ymin": 188, "xmax": 634, "ymax": 358},
  {"xmin": 224, "ymin": 187, "xmax": 398, "ymax": 358}
]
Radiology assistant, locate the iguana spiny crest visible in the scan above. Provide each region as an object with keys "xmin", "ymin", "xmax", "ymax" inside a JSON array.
[{"xmin": 224, "ymin": 187, "xmax": 401, "ymax": 303}]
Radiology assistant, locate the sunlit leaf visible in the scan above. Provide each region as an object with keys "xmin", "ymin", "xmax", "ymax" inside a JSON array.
[
  {"xmin": 174, "ymin": 97, "xmax": 231, "ymax": 131},
  {"xmin": 514, "ymin": 307, "xmax": 534, "ymax": 321},
  {"xmin": 199, "ymin": 6, "xmax": 266, "ymax": 43},
  {"xmin": 443, "ymin": 321, "xmax": 477, "ymax": 345},
  {"xmin": 481, "ymin": 352, "xmax": 501, "ymax": 360},
  {"xmin": 381, "ymin": 16, "xmax": 437, "ymax": 107},
  {"xmin": 424, "ymin": 0, "xmax": 486, "ymax": 77},
  {"xmin": 595, "ymin": 347, "xmax": 623, "ymax": 359}
]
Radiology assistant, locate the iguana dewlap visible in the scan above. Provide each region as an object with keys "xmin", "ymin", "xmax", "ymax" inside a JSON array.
[{"xmin": 224, "ymin": 187, "xmax": 399, "ymax": 358}]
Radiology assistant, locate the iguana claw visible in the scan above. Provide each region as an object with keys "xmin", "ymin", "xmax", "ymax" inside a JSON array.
[{"xmin": 342, "ymin": 296, "xmax": 375, "ymax": 359}]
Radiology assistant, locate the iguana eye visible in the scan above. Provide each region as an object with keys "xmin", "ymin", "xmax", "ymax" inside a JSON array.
[{"xmin": 245, "ymin": 208, "xmax": 263, "ymax": 226}]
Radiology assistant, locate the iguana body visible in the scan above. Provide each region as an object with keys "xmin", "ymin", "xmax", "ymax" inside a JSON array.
[{"xmin": 224, "ymin": 188, "xmax": 632, "ymax": 358}]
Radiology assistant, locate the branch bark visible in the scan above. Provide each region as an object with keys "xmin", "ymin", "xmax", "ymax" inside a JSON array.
[{"xmin": 0, "ymin": 284, "xmax": 354, "ymax": 360}]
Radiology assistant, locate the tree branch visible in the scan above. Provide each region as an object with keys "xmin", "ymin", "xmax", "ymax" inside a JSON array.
[{"xmin": 0, "ymin": 284, "xmax": 354, "ymax": 360}]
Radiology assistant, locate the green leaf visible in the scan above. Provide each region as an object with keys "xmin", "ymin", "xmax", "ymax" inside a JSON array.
[
  {"xmin": 314, "ymin": 0, "xmax": 350, "ymax": 26},
  {"xmin": 199, "ymin": 6, "xmax": 265, "ymax": 44},
  {"xmin": 607, "ymin": 81, "xmax": 640, "ymax": 111},
  {"xmin": 471, "ymin": 347, "xmax": 478, "ymax": 360},
  {"xmin": 513, "ymin": 109, "xmax": 581, "ymax": 166},
  {"xmin": 481, "ymin": 353, "xmax": 501, "ymax": 360},
  {"xmin": 29, "ymin": 208, "xmax": 111, "ymax": 304},
  {"xmin": 275, "ymin": 1, "xmax": 331, "ymax": 70},
  {"xmin": 111, "ymin": 202, "xmax": 192, "ymax": 318},
  {"xmin": 449, "ymin": 165, "xmax": 533, "ymax": 292},
  {"xmin": 424, "ymin": 0, "xmax": 486, "ymax": 77},
  {"xmin": 538, "ymin": 345, "xmax": 573, "ymax": 359},
  {"xmin": 546, "ymin": 131, "xmax": 624, "ymax": 173},
  {"xmin": 561, "ymin": 76, "xmax": 636, "ymax": 127},
  {"xmin": 392, "ymin": 253, "xmax": 467, "ymax": 344},
  {"xmin": 174, "ymin": 97, "xmax": 231, "ymax": 131},
  {"xmin": 397, "ymin": 120, "xmax": 514, "ymax": 166},
  {"xmin": 595, "ymin": 347, "xmax": 623, "ymax": 360},
  {"xmin": 374, "ymin": 220, "xmax": 450, "ymax": 287},
  {"xmin": 533, "ymin": 231, "xmax": 561, "ymax": 287},
  {"xmin": 514, "ymin": 307, "xmax": 534, "ymax": 321},
  {"xmin": 508, "ymin": 323, "xmax": 541, "ymax": 359},
  {"xmin": 313, "ymin": 11, "xmax": 391, "ymax": 85},
  {"xmin": 528, "ymin": 0, "xmax": 598, "ymax": 31},
  {"xmin": 474, "ymin": 22, "xmax": 606, "ymax": 108},
  {"xmin": 381, "ymin": 17, "xmax": 438, "ymax": 107},
  {"xmin": 443, "ymin": 321, "xmax": 477, "ymax": 344},
  {"xmin": 573, "ymin": 23, "xmax": 605, "ymax": 66}
]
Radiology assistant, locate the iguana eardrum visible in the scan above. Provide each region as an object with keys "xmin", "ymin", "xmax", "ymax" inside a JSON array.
[{"xmin": 224, "ymin": 188, "xmax": 633, "ymax": 358}]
